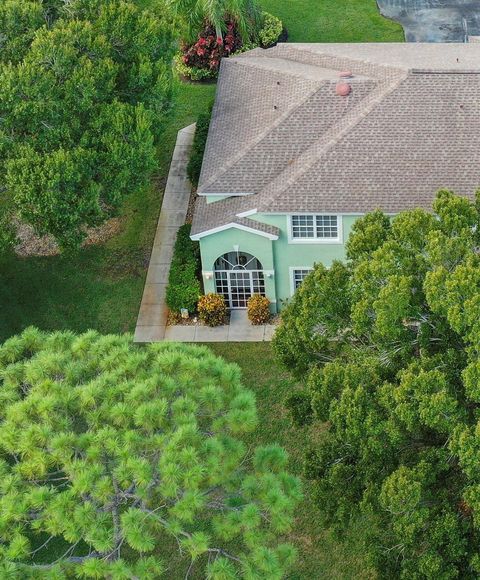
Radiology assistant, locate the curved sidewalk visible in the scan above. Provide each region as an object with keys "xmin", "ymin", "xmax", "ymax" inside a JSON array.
[{"xmin": 134, "ymin": 124, "xmax": 196, "ymax": 343}]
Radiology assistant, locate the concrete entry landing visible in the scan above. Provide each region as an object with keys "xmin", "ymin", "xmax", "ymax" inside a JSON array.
[
  {"xmin": 164, "ymin": 311, "xmax": 277, "ymax": 343},
  {"xmin": 377, "ymin": 0, "xmax": 480, "ymax": 42}
]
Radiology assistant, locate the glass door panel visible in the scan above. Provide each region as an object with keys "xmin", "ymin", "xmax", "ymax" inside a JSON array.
[{"xmin": 229, "ymin": 271, "xmax": 252, "ymax": 308}]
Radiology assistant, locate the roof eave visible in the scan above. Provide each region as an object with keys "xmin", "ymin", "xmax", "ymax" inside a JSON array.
[{"xmin": 190, "ymin": 222, "xmax": 279, "ymax": 241}]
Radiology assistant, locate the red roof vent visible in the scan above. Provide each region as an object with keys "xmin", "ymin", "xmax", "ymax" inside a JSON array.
[
  {"xmin": 336, "ymin": 82, "xmax": 351, "ymax": 96},
  {"xmin": 339, "ymin": 71, "xmax": 353, "ymax": 78}
]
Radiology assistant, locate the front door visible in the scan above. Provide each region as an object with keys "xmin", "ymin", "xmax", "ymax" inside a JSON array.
[
  {"xmin": 229, "ymin": 271, "xmax": 253, "ymax": 308},
  {"xmin": 214, "ymin": 252, "xmax": 266, "ymax": 309}
]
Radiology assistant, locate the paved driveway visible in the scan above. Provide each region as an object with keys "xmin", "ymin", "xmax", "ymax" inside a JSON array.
[{"xmin": 377, "ymin": 0, "xmax": 480, "ymax": 42}]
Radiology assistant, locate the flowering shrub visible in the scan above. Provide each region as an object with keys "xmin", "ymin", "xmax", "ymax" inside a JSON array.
[
  {"xmin": 259, "ymin": 12, "xmax": 284, "ymax": 48},
  {"xmin": 198, "ymin": 293, "xmax": 228, "ymax": 326},
  {"xmin": 181, "ymin": 21, "xmax": 243, "ymax": 76},
  {"xmin": 177, "ymin": 14, "xmax": 285, "ymax": 81},
  {"xmin": 247, "ymin": 294, "xmax": 271, "ymax": 325}
]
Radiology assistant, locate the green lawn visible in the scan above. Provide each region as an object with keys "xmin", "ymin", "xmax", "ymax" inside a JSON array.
[
  {"xmin": 2, "ymin": 0, "xmax": 401, "ymax": 575},
  {"xmin": 0, "ymin": 80, "xmax": 215, "ymax": 344},
  {"xmin": 208, "ymin": 344, "xmax": 377, "ymax": 580},
  {"xmin": 259, "ymin": 0, "xmax": 403, "ymax": 42}
]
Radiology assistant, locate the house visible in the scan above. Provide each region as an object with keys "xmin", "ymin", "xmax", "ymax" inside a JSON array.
[{"xmin": 190, "ymin": 43, "xmax": 480, "ymax": 312}]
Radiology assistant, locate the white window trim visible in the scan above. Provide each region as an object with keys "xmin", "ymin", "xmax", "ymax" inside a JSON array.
[
  {"xmin": 287, "ymin": 214, "xmax": 343, "ymax": 244},
  {"xmin": 289, "ymin": 266, "xmax": 314, "ymax": 296}
]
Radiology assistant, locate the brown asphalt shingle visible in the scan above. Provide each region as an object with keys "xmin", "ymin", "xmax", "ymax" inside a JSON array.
[{"xmin": 191, "ymin": 43, "xmax": 480, "ymax": 236}]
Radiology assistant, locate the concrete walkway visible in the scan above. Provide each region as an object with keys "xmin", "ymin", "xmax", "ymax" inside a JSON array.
[
  {"xmin": 164, "ymin": 310, "xmax": 277, "ymax": 342},
  {"xmin": 134, "ymin": 124, "xmax": 196, "ymax": 343}
]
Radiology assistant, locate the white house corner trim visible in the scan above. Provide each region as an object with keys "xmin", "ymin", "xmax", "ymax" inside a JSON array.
[{"xmin": 236, "ymin": 208, "xmax": 258, "ymax": 218}]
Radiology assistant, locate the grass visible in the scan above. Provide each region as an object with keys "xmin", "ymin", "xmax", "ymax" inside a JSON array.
[
  {"xmin": 208, "ymin": 344, "xmax": 377, "ymax": 580},
  {"xmin": 0, "ymin": 80, "xmax": 215, "ymax": 344},
  {"xmin": 2, "ymin": 0, "xmax": 402, "ymax": 575},
  {"xmin": 259, "ymin": 0, "xmax": 404, "ymax": 43}
]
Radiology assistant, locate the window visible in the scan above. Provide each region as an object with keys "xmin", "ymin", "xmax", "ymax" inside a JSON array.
[
  {"xmin": 290, "ymin": 215, "xmax": 340, "ymax": 241},
  {"xmin": 291, "ymin": 268, "xmax": 313, "ymax": 293},
  {"xmin": 291, "ymin": 215, "xmax": 315, "ymax": 238},
  {"xmin": 316, "ymin": 215, "xmax": 338, "ymax": 238}
]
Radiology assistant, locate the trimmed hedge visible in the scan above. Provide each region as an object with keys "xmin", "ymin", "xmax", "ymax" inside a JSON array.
[
  {"xmin": 165, "ymin": 224, "xmax": 201, "ymax": 314},
  {"xmin": 187, "ymin": 103, "xmax": 213, "ymax": 187}
]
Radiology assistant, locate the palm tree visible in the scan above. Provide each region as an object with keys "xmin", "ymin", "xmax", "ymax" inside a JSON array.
[{"xmin": 169, "ymin": 0, "xmax": 261, "ymax": 42}]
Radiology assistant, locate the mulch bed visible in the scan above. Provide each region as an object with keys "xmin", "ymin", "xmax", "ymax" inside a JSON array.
[
  {"xmin": 167, "ymin": 310, "xmax": 231, "ymax": 327},
  {"xmin": 185, "ymin": 187, "xmax": 197, "ymax": 224},
  {"xmin": 14, "ymin": 216, "xmax": 125, "ymax": 257}
]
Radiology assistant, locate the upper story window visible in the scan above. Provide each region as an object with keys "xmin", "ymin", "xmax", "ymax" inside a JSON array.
[{"xmin": 290, "ymin": 215, "xmax": 341, "ymax": 242}]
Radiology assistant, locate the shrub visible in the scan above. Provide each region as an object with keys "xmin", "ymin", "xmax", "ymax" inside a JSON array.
[
  {"xmin": 180, "ymin": 21, "xmax": 242, "ymax": 77},
  {"xmin": 166, "ymin": 224, "xmax": 201, "ymax": 314},
  {"xmin": 247, "ymin": 293, "xmax": 270, "ymax": 324},
  {"xmin": 259, "ymin": 12, "xmax": 283, "ymax": 48},
  {"xmin": 174, "ymin": 53, "xmax": 218, "ymax": 81},
  {"xmin": 198, "ymin": 293, "xmax": 228, "ymax": 326},
  {"xmin": 187, "ymin": 102, "xmax": 213, "ymax": 186},
  {"xmin": 285, "ymin": 391, "xmax": 314, "ymax": 427}
]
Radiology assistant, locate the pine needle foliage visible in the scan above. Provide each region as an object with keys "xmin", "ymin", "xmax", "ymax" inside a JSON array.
[{"xmin": 0, "ymin": 329, "xmax": 301, "ymax": 578}]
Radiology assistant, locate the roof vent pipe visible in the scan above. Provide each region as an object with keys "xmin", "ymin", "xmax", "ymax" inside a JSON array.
[{"xmin": 336, "ymin": 82, "xmax": 351, "ymax": 96}]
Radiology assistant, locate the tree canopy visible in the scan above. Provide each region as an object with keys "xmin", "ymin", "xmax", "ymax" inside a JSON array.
[
  {"xmin": 274, "ymin": 190, "xmax": 480, "ymax": 579},
  {"xmin": 0, "ymin": 0, "xmax": 174, "ymax": 250},
  {"xmin": 0, "ymin": 328, "xmax": 301, "ymax": 578}
]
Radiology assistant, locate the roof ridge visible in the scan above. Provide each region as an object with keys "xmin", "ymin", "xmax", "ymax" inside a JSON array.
[
  {"xmin": 257, "ymin": 69, "xmax": 408, "ymax": 212},
  {"xmin": 198, "ymin": 45, "xmax": 404, "ymax": 194},
  {"xmin": 267, "ymin": 44, "xmax": 404, "ymax": 79},
  {"xmin": 198, "ymin": 58, "xmax": 324, "ymax": 193}
]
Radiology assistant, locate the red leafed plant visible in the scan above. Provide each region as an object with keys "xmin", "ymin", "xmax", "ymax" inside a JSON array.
[{"xmin": 181, "ymin": 21, "xmax": 243, "ymax": 72}]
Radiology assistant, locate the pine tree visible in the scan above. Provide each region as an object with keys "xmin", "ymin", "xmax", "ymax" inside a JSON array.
[{"xmin": 0, "ymin": 329, "xmax": 301, "ymax": 578}]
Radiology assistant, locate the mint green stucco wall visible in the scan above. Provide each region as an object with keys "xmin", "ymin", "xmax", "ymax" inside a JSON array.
[
  {"xmin": 198, "ymin": 214, "xmax": 362, "ymax": 311},
  {"xmin": 199, "ymin": 228, "xmax": 277, "ymax": 308},
  {"xmin": 252, "ymin": 214, "xmax": 360, "ymax": 309}
]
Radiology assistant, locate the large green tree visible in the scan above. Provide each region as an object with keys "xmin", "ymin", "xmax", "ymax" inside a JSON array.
[
  {"xmin": 0, "ymin": 0, "xmax": 174, "ymax": 250},
  {"xmin": 274, "ymin": 190, "xmax": 480, "ymax": 579},
  {"xmin": 0, "ymin": 328, "xmax": 301, "ymax": 578}
]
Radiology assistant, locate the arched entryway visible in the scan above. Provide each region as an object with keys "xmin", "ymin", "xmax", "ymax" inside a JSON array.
[{"xmin": 214, "ymin": 251, "xmax": 265, "ymax": 308}]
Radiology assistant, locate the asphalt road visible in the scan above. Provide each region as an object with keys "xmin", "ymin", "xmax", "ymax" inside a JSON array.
[{"xmin": 377, "ymin": 0, "xmax": 480, "ymax": 42}]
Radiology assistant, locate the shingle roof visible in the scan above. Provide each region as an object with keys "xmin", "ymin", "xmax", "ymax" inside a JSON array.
[
  {"xmin": 191, "ymin": 43, "xmax": 480, "ymax": 236},
  {"xmin": 191, "ymin": 197, "xmax": 280, "ymax": 238}
]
